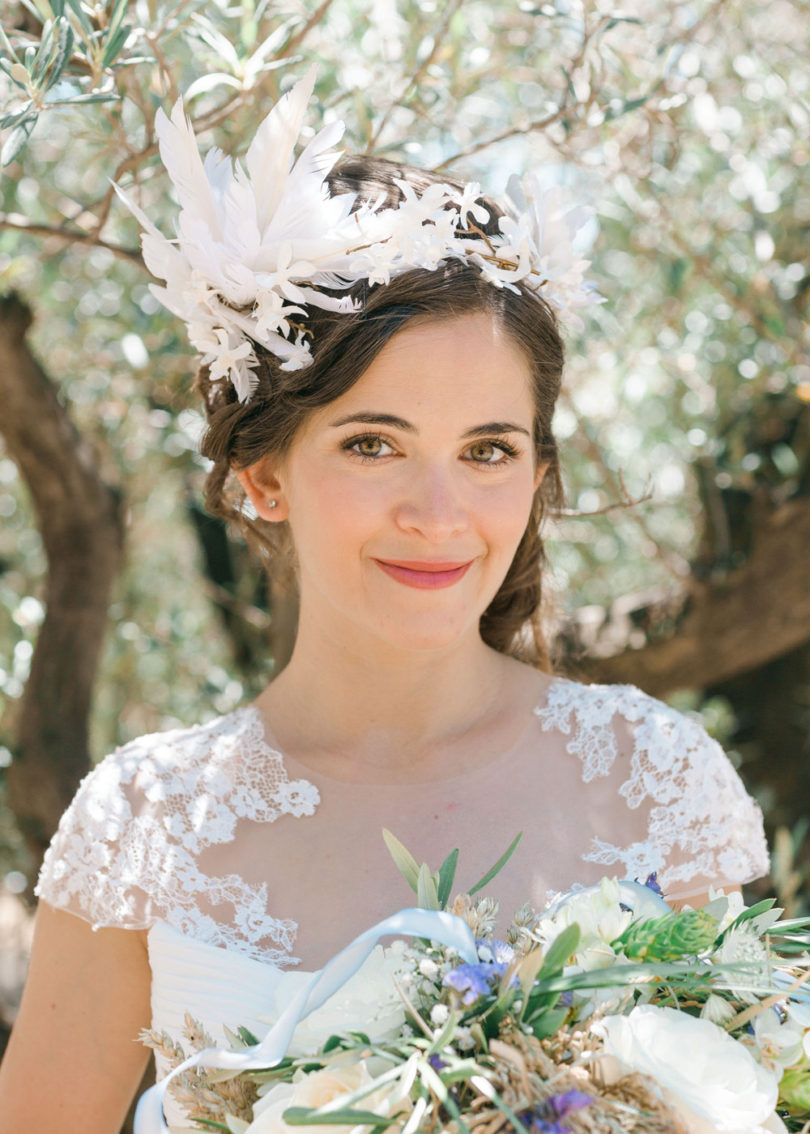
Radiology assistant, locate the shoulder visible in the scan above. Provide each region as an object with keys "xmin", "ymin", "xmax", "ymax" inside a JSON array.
[
  {"xmin": 39, "ymin": 704, "xmax": 318, "ymax": 842},
  {"xmin": 537, "ymin": 674, "xmax": 727, "ymax": 756},
  {"xmin": 45, "ymin": 709, "xmax": 257, "ymax": 829},
  {"xmin": 534, "ymin": 675, "xmax": 708, "ymax": 782},
  {"xmin": 536, "ymin": 676, "xmax": 770, "ymax": 891},
  {"xmin": 34, "ymin": 706, "xmax": 319, "ymax": 930}
]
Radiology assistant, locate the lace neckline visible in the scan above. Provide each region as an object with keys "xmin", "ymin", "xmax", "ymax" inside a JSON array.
[
  {"xmin": 244, "ymin": 674, "xmax": 558, "ymax": 788},
  {"xmin": 35, "ymin": 673, "xmax": 770, "ymax": 969}
]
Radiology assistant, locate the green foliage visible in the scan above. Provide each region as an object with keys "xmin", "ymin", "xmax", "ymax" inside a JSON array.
[
  {"xmin": 383, "ymin": 829, "xmax": 521, "ymax": 909},
  {"xmin": 0, "ymin": 0, "xmax": 808, "ymax": 901}
]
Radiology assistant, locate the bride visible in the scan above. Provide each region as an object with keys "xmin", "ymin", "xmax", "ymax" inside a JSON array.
[{"xmin": 0, "ymin": 72, "xmax": 768, "ymax": 1132}]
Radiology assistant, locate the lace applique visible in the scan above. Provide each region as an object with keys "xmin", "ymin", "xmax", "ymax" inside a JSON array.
[
  {"xmin": 535, "ymin": 679, "xmax": 769, "ymax": 890},
  {"xmin": 35, "ymin": 708, "xmax": 320, "ymax": 965}
]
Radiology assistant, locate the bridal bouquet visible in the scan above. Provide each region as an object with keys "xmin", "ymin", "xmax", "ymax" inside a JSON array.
[{"xmin": 141, "ymin": 833, "xmax": 810, "ymax": 1134}]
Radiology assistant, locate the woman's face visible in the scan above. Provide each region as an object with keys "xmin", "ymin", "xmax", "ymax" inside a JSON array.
[{"xmin": 255, "ymin": 310, "xmax": 545, "ymax": 654}]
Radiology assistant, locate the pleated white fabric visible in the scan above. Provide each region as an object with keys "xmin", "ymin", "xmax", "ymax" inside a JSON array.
[
  {"xmin": 148, "ymin": 920, "xmax": 292, "ymax": 1125},
  {"xmin": 146, "ymin": 911, "xmax": 477, "ymax": 1129}
]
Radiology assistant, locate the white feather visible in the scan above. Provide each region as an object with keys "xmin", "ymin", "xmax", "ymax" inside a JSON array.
[
  {"xmin": 245, "ymin": 66, "xmax": 319, "ymax": 231},
  {"xmin": 112, "ymin": 181, "xmax": 189, "ymax": 292},
  {"xmin": 222, "ymin": 157, "xmax": 260, "ymax": 262},
  {"xmin": 155, "ymin": 100, "xmax": 223, "ymax": 240}
]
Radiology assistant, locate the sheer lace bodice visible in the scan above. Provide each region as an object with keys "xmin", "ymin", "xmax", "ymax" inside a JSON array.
[{"xmin": 37, "ymin": 676, "xmax": 768, "ymax": 965}]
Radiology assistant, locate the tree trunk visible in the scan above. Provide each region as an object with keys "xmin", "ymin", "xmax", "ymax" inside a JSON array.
[{"xmin": 0, "ymin": 293, "xmax": 124, "ymax": 874}]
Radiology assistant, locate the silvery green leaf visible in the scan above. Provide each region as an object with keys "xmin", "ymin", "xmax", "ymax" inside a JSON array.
[
  {"xmin": 46, "ymin": 89, "xmax": 119, "ymax": 104},
  {"xmin": 18, "ymin": 0, "xmax": 53, "ymax": 23},
  {"xmin": 184, "ymin": 72, "xmax": 242, "ymax": 101},
  {"xmin": 43, "ymin": 20, "xmax": 74, "ymax": 91},
  {"xmin": 0, "ymin": 24, "xmax": 23, "ymax": 64},
  {"xmin": 1, "ymin": 113, "xmax": 38, "ymax": 166},
  {"xmin": 469, "ymin": 832, "xmax": 522, "ymax": 895},
  {"xmin": 107, "ymin": 0, "xmax": 130, "ymax": 42},
  {"xmin": 382, "ymin": 828, "xmax": 420, "ymax": 893},
  {"xmin": 245, "ymin": 19, "xmax": 294, "ymax": 69},
  {"xmin": 191, "ymin": 14, "xmax": 241, "ymax": 71},
  {"xmin": 417, "ymin": 861, "xmax": 440, "ymax": 910},
  {"xmin": 1, "ymin": 104, "xmax": 36, "ymax": 129},
  {"xmin": 64, "ymin": 0, "xmax": 95, "ymax": 36},
  {"xmin": 30, "ymin": 20, "xmax": 55, "ymax": 84},
  {"xmin": 437, "ymin": 847, "xmax": 459, "ymax": 909},
  {"xmin": 100, "ymin": 22, "xmax": 131, "ymax": 69}
]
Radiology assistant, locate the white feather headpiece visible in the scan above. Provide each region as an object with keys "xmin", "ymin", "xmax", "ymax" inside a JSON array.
[{"xmin": 115, "ymin": 67, "xmax": 602, "ymax": 402}]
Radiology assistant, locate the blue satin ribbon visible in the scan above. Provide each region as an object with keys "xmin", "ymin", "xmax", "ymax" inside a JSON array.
[{"xmin": 134, "ymin": 907, "xmax": 479, "ymax": 1134}]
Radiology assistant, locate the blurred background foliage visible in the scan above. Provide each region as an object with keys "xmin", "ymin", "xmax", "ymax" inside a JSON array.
[{"xmin": 0, "ymin": 0, "xmax": 808, "ymax": 922}]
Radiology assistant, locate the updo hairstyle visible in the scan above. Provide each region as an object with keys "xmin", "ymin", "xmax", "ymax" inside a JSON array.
[{"xmin": 197, "ymin": 157, "xmax": 566, "ymax": 669}]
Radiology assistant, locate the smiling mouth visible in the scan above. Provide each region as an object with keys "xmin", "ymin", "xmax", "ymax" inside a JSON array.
[{"xmin": 374, "ymin": 559, "xmax": 474, "ymax": 590}]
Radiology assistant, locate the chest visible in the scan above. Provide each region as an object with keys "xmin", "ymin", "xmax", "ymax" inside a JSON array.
[{"xmin": 198, "ymin": 730, "xmax": 644, "ymax": 968}]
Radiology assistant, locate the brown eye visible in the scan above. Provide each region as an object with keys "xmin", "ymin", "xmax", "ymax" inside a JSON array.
[
  {"xmin": 465, "ymin": 439, "xmax": 520, "ymax": 466},
  {"xmin": 342, "ymin": 434, "xmax": 395, "ymax": 460},
  {"xmin": 357, "ymin": 436, "xmax": 383, "ymax": 456},
  {"xmin": 470, "ymin": 441, "xmax": 497, "ymax": 462}
]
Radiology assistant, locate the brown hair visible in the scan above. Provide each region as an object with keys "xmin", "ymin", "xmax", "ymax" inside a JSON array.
[{"xmin": 196, "ymin": 157, "xmax": 566, "ymax": 669}]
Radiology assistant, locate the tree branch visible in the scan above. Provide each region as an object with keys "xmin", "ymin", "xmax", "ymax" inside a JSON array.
[
  {"xmin": 563, "ymin": 494, "xmax": 810, "ymax": 695},
  {"xmin": 0, "ymin": 214, "xmax": 141, "ymax": 263}
]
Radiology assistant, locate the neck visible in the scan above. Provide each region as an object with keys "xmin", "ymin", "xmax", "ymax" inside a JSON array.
[{"xmin": 255, "ymin": 606, "xmax": 515, "ymax": 776}]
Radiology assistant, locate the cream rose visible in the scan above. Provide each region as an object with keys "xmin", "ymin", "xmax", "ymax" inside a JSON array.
[
  {"xmin": 593, "ymin": 1004, "xmax": 785, "ymax": 1134},
  {"xmin": 247, "ymin": 1058, "xmax": 410, "ymax": 1134}
]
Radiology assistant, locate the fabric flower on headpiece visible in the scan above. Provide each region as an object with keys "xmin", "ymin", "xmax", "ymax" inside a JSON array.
[{"xmin": 114, "ymin": 66, "xmax": 602, "ymax": 402}]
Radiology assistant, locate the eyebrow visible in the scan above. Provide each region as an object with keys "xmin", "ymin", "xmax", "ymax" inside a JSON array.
[{"xmin": 329, "ymin": 412, "xmax": 531, "ymax": 439}]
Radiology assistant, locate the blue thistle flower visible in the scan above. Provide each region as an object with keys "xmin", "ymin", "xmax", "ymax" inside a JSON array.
[{"xmin": 443, "ymin": 961, "xmax": 509, "ymax": 1005}]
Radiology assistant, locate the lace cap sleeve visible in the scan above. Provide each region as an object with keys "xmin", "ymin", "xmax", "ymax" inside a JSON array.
[
  {"xmin": 34, "ymin": 709, "xmax": 320, "ymax": 963},
  {"xmin": 537, "ymin": 680, "xmax": 770, "ymax": 897},
  {"xmin": 35, "ymin": 730, "xmax": 156, "ymax": 930}
]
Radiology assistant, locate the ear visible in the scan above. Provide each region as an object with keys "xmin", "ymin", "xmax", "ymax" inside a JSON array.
[
  {"xmin": 234, "ymin": 458, "xmax": 289, "ymax": 521},
  {"xmin": 534, "ymin": 461, "xmax": 550, "ymax": 493}
]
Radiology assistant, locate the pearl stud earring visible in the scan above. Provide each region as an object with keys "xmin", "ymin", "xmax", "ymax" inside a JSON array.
[{"xmin": 267, "ymin": 499, "xmax": 278, "ymax": 509}]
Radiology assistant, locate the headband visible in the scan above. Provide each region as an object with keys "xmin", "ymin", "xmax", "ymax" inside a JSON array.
[{"xmin": 114, "ymin": 67, "xmax": 601, "ymax": 402}]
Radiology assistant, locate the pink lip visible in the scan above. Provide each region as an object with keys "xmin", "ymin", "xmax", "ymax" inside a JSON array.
[{"xmin": 374, "ymin": 558, "xmax": 474, "ymax": 590}]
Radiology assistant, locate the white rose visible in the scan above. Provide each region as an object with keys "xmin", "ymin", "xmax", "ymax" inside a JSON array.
[
  {"xmin": 247, "ymin": 1059, "xmax": 409, "ymax": 1134},
  {"xmin": 265, "ymin": 946, "xmax": 408, "ymax": 1056},
  {"xmin": 593, "ymin": 1005, "xmax": 785, "ymax": 1134}
]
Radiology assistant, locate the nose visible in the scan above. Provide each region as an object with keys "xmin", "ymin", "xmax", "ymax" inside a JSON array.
[{"xmin": 393, "ymin": 462, "xmax": 470, "ymax": 542}]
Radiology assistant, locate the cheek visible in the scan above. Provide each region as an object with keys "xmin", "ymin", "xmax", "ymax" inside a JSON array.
[
  {"xmin": 288, "ymin": 468, "xmax": 383, "ymax": 552},
  {"xmin": 482, "ymin": 476, "xmax": 537, "ymax": 542}
]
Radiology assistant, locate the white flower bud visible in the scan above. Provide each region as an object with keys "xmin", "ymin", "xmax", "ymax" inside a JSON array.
[{"xmin": 430, "ymin": 1004, "xmax": 449, "ymax": 1027}]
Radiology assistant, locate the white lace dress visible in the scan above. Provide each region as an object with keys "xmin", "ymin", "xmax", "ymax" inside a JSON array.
[{"xmin": 35, "ymin": 676, "xmax": 769, "ymax": 1125}]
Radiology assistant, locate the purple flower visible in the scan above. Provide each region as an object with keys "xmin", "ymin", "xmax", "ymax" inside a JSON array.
[
  {"xmin": 519, "ymin": 1090, "xmax": 592, "ymax": 1133},
  {"xmin": 443, "ymin": 961, "xmax": 509, "ymax": 1005}
]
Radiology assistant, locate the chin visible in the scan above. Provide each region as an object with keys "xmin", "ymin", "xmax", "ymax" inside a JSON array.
[{"xmin": 373, "ymin": 614, "xmax": 483, "ymax": 654}]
